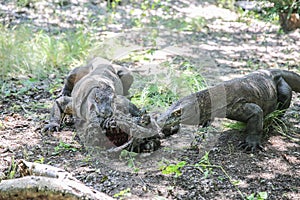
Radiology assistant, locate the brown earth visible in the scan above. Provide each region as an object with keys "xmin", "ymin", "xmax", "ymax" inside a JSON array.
[{"xmin": 0, "ymin": 0, "xmax": 300, "ymax": 199}]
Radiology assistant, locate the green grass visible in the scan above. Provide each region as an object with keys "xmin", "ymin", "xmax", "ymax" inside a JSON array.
[
  {"xmin": 0, "ymin": 25, "xmax": 93, "ymax": 80},
  {"xmin": 235, "ymin": 3, "xmax": 281, "ymax": 25},
  {"xmin": 128, "ymin": 54, "xmax": 207, "ymax": 111},
  {"xmin": 53, "ymin": 141, "xmax": 80, "ymax": 155},
  {"xmin": 223, "ymin": 121, "xmax": 246, "ymax": 131},
  {"xmin": 223, "ymin": 109, "xmax": 300, "ymax": 143},
  {"xmin": 131, "ymin": 83, "xmax": 179, "ymax": 110}
]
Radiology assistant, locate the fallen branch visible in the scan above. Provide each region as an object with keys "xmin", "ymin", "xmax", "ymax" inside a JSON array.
[{"xmin": 0, "ymin": 160, "xmax": 114, "ymax": 200}]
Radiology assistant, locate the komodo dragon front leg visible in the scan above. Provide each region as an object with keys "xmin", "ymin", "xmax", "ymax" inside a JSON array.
[{"xmin": 43, "ymin": 96, "xmax": 73, "ymax": 132}]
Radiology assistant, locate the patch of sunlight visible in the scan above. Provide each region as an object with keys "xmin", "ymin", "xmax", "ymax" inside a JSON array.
[
  {"xmin": 268, "ymin": 136, "xmax": 299, "ymax": 152},
  {"xmin": 180, "ymin": 4, "xmax": 238, "ymax": 21}
]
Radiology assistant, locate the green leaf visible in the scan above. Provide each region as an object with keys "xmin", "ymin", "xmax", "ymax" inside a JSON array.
[
  {"xmin": 127, "ymin": 159, "xmax": 135, "ymax": 168},
  {"xmin": 119, "ymin": 150, "xmax": 129, "ymax": 159},
  {"xmin": 232, "ymin": 179, "xmax": 241, "ymax": 186},
  {"xmin": 246, "ymin": 193, "xmax": 255, "ymax": 200},
  {"xmin": 258, "ymin": 191, "xmax": 268, "ymax": 199},
  {"xmin": 177, "ymin": 161, "xmax": 186, "ymax": 168},
  {"xmin": 113, "ymin": 188, "xmax": 131, "ymax": 198}
]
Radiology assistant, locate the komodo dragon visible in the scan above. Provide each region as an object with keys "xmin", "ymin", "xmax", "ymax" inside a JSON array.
[
  {"xmin": 157, "ymin": 69, "xmax": 300, "ymax": 151},
  {"xmin": 44, "ymin": 57, "xmax": 160, "ymax": 152}
]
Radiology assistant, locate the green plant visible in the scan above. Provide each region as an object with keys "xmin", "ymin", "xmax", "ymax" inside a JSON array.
[
  {"xmin": 195, "ymin": 152, "xmax": 245, "ymax": 198},
  {"xmin": 159, "ymin": 152, "xmax": 247, "ymax": 199},
  {"xmin": 134, "ymin": 0, "xmax": 173, "ymax": 28},
  {"xmin": 187, "ymin": 17, "xmax": 207, "ymax": 32},
  {"xmin": 247, "ymin": 191, "xmax": 268, "ymax": 200},
  {"xmin": 119, "ymin": 150, "xmax": 139, "ymax": 172},
  {"xmin": 259, "ymin": 0, "xmax": 300, "ymax": 31},
  {"xmin": 17, "ymin": 0, "xmax": 37, "ymax": 7},
  {"xmin": 131, "ymin": 83, "xmax": 179, "ymax": 110},
  {"xmin": 54, "ymin": 141, "xmax": 80, "ymax": 154},
  {"xmin": 107, "ymin": 0, "xmax": 122, "ymax": 9},
  {"xmin": 113, "ymin": 188, "xmax": 131, "ymax": 199},
  {"xmin": 223, "ymin": 121, "xmax": 246, "ymax": 131},
  {"xmin": 180, "ymin": 67, "xmax": 207, "ymax": 93},
  {"xmin": 48, "ymin": 77, "xmax": 64, "ymax": 98},
  {"xmin": 0, "ymin": 25, "xmax": 92, "ymax": 80},
  {"xmin": 130, "ymin": 56, "xmax": 207, "ymax": 111},
  {"xmin": 264, "ymin": 0, "xmax": 300, "ymax": 13},
  {"xmin": 194, "ymin": 151, "xmax": 213, "ymax": 178},
  {"xmin": 160, "ymin": 160, "xmax": 187, "ymax": 177},
  {"xmin": 34, "ymin": 157, "xmax": 45, "ymax": 164},
  {"xmin": 8, "ymin": 157, "xmax": 17, "ymax": 179},
  {"xmin": 0, "ymin": 121, "xmax": 4, "ymax": 131},
  {"xmin": 162, "ymin": 56, "xmax": 207, "ymax": 93},
  {"xmin": 264, "ymin": 109, "xmax": 286, "ymax": 132},
  {"xmin": 264, "ymin": 109, "xmax": 299, "ymax": 142},
  {"xmin": 223, "ymin": 109, "xmax": 299, "ymax": 143},
  {"xmin": 236, "ymin": 2, "xmax": 279, "ymax": 25},
  {"xmin": 123, "ymin": 49, "xmax": 156, "ymax": 63}
]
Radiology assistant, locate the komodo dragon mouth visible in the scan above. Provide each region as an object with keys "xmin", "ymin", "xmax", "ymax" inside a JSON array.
[
  {"xmin": 102, "ymin": 118, "xmax": 130, "ymax": 147},
  {"xmin": 82, "ymin": 114, "xmax": 161, "ymax": 153}
]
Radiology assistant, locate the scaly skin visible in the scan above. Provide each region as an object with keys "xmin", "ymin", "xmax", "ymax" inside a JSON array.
[
  {"xmin": 157, "ymin": 69, "xmax": 300, "ymax": 151},
  {"xmin": 43, "ymin": 58, "xmax": 133, "ymax": 131},
  {"xmin": 43, "ymin": 57, "xmax": 160, "ymax": 152}
]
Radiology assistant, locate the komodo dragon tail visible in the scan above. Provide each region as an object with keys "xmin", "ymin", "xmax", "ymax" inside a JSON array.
[{"xmin": 270, "ymin": 69, "xmax": 300, "ymax": 93}]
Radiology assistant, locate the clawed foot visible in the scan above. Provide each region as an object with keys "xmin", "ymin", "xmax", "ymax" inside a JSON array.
[
  {"xmin": 161, "ymin": 124, "xmax": 180, "ymax": 137},
  {"xmin": 238, "ymin": 135, "xmax": 264, "ymax": 152},
  {"xmin": 103, "ymin": 118, "xmax": 117, "ymax": 129},
  {"xmin": 140, "ymin": 139, "xmax": 161, "ymax": 153},
  {"xmin": 42, "ymin": 122, "xmax": 60, "ymax": 132},
  {"xmin": 238, "ymin": 141, "xmax": 264, "ymax": 152}
]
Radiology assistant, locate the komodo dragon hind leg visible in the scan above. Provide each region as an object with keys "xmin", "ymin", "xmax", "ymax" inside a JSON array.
[
  {"xmin": 227, "ymin": 103, "xmax": 264, "ymax": 152},
  {"xmin": 277, "ymin": 77, "xmax": 292, "ymax": 111},
  {"xmin": 62, "ymin": 66, "xmax": 90, "ymax": 96}
]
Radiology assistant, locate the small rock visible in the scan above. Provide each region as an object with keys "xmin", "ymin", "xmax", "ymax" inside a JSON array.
[{"xmin": 49, "ymin": 74, "xmax": 56, "ymax": 79}]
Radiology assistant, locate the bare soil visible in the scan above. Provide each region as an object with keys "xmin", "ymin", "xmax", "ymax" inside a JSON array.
[{"xmin": 0, "ymin": 0, "xmax": 300, "ymax": 199}]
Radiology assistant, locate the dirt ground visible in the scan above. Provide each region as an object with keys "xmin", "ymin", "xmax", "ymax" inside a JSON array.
[{"xmin": 0, "ymin": 0, "xmax": 300, "ymax": 199}]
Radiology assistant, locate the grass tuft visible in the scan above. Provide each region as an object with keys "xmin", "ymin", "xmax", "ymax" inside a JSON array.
[{"xmin": 0, "ymin": 25, "xmax": 93, "ymax": 80}]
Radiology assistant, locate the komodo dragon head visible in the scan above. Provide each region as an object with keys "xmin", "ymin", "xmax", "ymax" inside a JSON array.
[
  {"xmin": 157, "ymin": 108, "xmax": 181, "ymax": 137},
  {"xmin": 84, "ymin": 85, "xmax": 115, "ymax": 126}
]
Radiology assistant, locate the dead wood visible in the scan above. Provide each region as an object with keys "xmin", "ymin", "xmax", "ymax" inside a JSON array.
[{"xmin": 0, "ymin": 160, "xmax": 114, "ymax": 200}]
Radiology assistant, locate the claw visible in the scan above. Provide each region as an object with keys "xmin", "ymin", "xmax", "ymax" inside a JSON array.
[
  {"xmin": 238, "ymin": 141, "xmax": 264, "ymax": 152},
  {"xmin": 42, "ymin": 123, "xmax": 59, "ymax": 132},
  {"xmin": 134, "ymin": 139, "xmax": 161, "ymax": 153},
  {"xmin": 103, "ymin": 118, "xmax": 117, "ymax": 129},
  {"xmin": 141, "ymin": 139, "xmax": 161, "ymax": 152}
]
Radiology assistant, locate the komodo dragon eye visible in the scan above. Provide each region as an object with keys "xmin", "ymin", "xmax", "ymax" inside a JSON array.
[
  {"xmin": 95, "ymin": 97, "xmax": 100, "ymax": 103},
  {"xmin": 171, "ymin": 108, "xmax": 182, "ymax": 117},
  {"xmin": 164, "ymin": 108, "xmax": 181, "ymax": 126}
]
